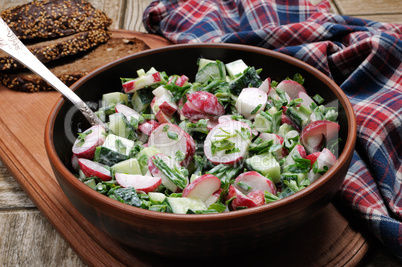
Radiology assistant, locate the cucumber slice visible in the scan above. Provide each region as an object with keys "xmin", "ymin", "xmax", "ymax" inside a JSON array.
[
  {"xmin": 281, "ymin": 172, "xmax": 308, "ymax": 186},
  {"xmin": 148, "ymin": 192, "xmax": 166, "ymax": 204},
  {"xmin": 245, "ymin": 154, "xmax": 281, "ymax": 183},
  {"xmin": 111, "ymin": 158, "xmax": 142, "ymax": 175},
  {"xmin": 103, "ymin": 134, "xmax": 135, "ymax": 156},
  {"xmin": 94, "ymin": 146, "xmax": 128, "ymax": 166},
  {"xmin": 108, "ymin": 113, "xmax": 132, "ymax": 138},
  {"xmin": 167, "ymin": 197, "xmax": 207, "ymax": 214},
  {"xmin": 195, "ymin": 60, "xmax": 226, "ymax": 83},
  {"xmin": 102, "ymin": 92, "xmax": 128, "ymax": 107},
  {"xmin": 253, "ymin": 113, "xmax": 272, "ymax": 133},
  {"xmin": 131, "ymin": 88, "xmax": 153, "ymax": 113},
  {"xmin": 225, "ymin": 59, "xmax": 248, "ymax": 79},
  {"xmin": 197, "ymin": 58, "xmax": 215, "ymax": 70}
]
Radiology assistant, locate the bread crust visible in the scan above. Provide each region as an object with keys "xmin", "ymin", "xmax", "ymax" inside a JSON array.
[
  {"xmin": 0, "ymin": 29, "xmax": 111, "ymax": 70},
  {"xmin": 0, "ymin": 37, "xmax": 150, "ymax": 92},
  {"xmin": 0, "ymin": 0, "xmax": 112, "ymax": 40}
]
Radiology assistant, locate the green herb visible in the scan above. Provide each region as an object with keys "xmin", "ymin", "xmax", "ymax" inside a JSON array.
[
  {"xmin": 167, "ymin": 131, "xmax": 179, "ymax": 140},
  {"xmin": 115, "ymin": 139, "xmax": 127, "ymax": 154},
  {"xmin": 211, "ymin": 139, "xmax": 236, "ymax": 155},
  {"xmin": 162, "ymin": 124, "xmax": 170, "ymax": 132},
  {"xmin": 264, "ymin": 191, "xmax": 281, "ymax": 203},
  {"xmin": 152, "ymin": 156, "xmax": 187, "ymax": 189},
  {"xmin": 76, "ymin": 130, "xmax": 92, "ymax": 147},
  {"xmin": 175, "ymin": 151, "xmax": 186, "ymax": 162},
  {"xmin": 250, "ymin": 104, "xmax": 262, "ymax": 115},
  {"xmin": 313, "ymin": 94, "xmax": 325, "ymax": 104},
  {"xmin": 292, "ymin": 73, "xmax": 305, "ymax": 85},
  {"xmin": 237, "ymin": 181, "xmax": 252, "ymax": 191}
]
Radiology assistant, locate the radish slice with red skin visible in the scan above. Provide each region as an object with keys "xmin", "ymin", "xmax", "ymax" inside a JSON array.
[
  {"xmin": 300, "ymin": 120, "xmax": 340, "ymax": 154},
  {"xmin": 155, "ymin": 110, "xmax": 172, "ymax": 124},
  {"xmin": 227, "ymin": 185, "xmax": 259, "ymax": 210},
  {"xmin": 115, "ymin": 103, "xmax": 141, "ymax": 120},
  {"xmin": 168, "ymin": 75, "xmax": 189, "ymax": 87},
  {"xmin": 123, "ymin": 72, "xmax": 162, "ymax": 94},
  {"xmin": 276, "ymin": 79, "xmax": 307, "ymax": 100},
  {"xmin": 297, "ymin": 91, "xmax": 314, "ymax": 109},
  {"xmin": 187, "ymin": 91, "xmax": 225, "ymax": 116},
  {"xmin": 147, "ymin": 153, "xmax": 181, "ymax": 193},
  {"xmin": 219, "ymin": 115, "xmax": 258, "ymax": 137},
  {"xmin": 115, "ymin": 173, "xmax": 162, "ymax": 193},
  {"xmin": 258, "ymin": 77, "xmax": 271, "ymax": 94},
  {"xmin": 204, "ymin": 120, "xmax": 251, "ymax": 165},
  {"xmin": 182, "ymin": 174, "xmax": 221, "ymax": 203},
  {"xmin": 148, "ymin": 123, "xmax": 195, "ymax": 166},
  {"xmin": 234, "ymin": 171, "xmax": 276, "ymax": 195},
  {"xmin": 306, "ymin": 152, "xmax": 321, "ymax": 168},
  {"xmin": 72, "ymin": 124, "xmax": 106, "ymax": 159},
  {"xmin": 78, "ymin": 158, "xmax": 111, "ymax": 181},
  {"xmin": 181, "ymin": 100, "xmax": 209, "ymax": 122},
  {"xmin": 246, "ymin": 190, "xmax": 265, "ymax": 206},
  {"xmin": 138, "ymin": 120, "xmax": 159, "ymax": 136},
  {"xmin": 204, "ymin": 188, "xmax": 223, "ymax": 207},
  {"xmin": 308, "ymin": 148, "xmax": 337, "ymax": 182}
]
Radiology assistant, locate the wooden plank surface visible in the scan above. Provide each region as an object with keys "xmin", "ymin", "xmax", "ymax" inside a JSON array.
[{"xmin": 0, "ymin": 0, "xmax": 401, "ymax": 266}]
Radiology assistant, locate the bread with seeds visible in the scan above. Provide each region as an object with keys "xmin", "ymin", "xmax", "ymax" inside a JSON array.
[
  {"xmin": 0, "ymin": 0, "xmax": 112, "ymax": 40},
  {"xmin": 0, "ymin": 37, "xmax": 150, "ymax": 92},
  {"xmin": 0, "ymin": 29, "xmax": 110, "ymax": 71}
]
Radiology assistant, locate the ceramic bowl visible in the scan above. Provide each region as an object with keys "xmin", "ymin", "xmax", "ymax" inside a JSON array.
[{"xmin": 45, "ymin": 43, "xmax": 356, "ymax": 259}]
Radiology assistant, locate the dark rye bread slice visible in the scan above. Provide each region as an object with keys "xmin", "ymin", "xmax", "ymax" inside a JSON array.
[
  {"xmin": 0, "ymin": 37, "xmax": 150, "ymax": 92},
  {"xmin": 0, "ymin": 29, "xmax": 110, "ymax": 71},
  {"xmin": 0, "ymin": 0, "xmax": 112, "ymax": 40}
]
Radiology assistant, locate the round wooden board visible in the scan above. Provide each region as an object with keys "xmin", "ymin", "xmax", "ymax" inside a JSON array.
[{"xmin": 0, "ymin": 30, "xmax": 369, "ymax": 266}]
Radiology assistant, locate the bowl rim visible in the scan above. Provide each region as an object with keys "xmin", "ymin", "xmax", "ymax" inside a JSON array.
[{"xmin": 44, "ymin": 43, "xmax": 356, "ymax": 222}]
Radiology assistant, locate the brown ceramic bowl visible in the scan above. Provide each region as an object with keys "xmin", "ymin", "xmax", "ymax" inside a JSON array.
[{"xmin": 45, "ymin": 43, "xmax": 356, "ymax": 259}]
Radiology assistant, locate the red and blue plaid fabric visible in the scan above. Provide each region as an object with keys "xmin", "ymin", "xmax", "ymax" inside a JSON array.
[{"xmin": 143, "ymin": 0, "xmax": 402, "ymax": 260}]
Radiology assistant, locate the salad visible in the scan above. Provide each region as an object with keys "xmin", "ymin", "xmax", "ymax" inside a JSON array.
[{"xmin": 71, "ymin": 58, "xmax": 340, "ymax": 214}]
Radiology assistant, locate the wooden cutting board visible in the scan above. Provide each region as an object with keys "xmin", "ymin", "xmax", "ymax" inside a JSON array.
[{"xmin": 0, "ymin": 30, "xmax": 369, "ymax": 266}]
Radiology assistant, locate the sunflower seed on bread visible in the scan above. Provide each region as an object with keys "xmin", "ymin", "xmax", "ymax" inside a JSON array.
[
  {"xmin": 0, "ymin": 37, "xmax": 150, "ymax": 92},
  {"xmin": 0, "ymin": 0, "xmax": 112, "ymax": 40},
  {"xmin": 0, "ymin": 29, "xmax": 110, "ymax": 71}
]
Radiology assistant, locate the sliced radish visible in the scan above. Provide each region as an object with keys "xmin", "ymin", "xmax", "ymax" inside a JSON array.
[
  {"xmin": 298, "ymin": 91, "xmax": 315, "ymax": 109},
  {"xmin": 204, "ymin": 188, "xmax": 223, "ymax": 207},
  {"xmin": 281, "ymin": 113, "xmax": 300, "ymax": 132},
  {"xmin": 147, "ymin": 153, "xmax": 181, "ymax": 193},
  {"xmin": 115, "ymin": 173, "xmax": 162, "ymax": 193},
  {"xmin": 182, "ymin": 174, "xmax": 221, "ymax": 203},
  {"xmin": 219, "ymin": 115, "xmax": 258, "ymax": 136},
  {"xmin": 306, "ymin": 152, "xmax": 321, "ymax": 168},
  {"xmin": 308, "ymin": 148, "xmax": 337, "ymax": 182},
  {"xmin": 168, "ymin": 74, "xmax": 189, "ymax": 87},
  {"xmin": 259, "ymin": 133, "xmax": 288, "ymax": 159},
  {"xmin": 227, "ymin": 185, "xmax": 259, "ymax": 210},
  {"xmin": 181, "ymin": 100, "xmax": 209, "ymax": 123},
  {"xmin": 71, "ymin": 154, "xmax": 80, "ymax": 171},
  {"xmin": 234, "ymin": 171, "xmax": 276, "ymax": 195},
  {"xmin": 283, "ymin": 144, "xmax": 307, "ymax": 170},
  {"xmin": 148, "ymin": 123, "xmax": 195, "ymax": 166},
  {"xmin": 276, "ymin": 79, "xmax": 307, "ymax": 100},
  {"xmin": 204, "ymin": 120, "xmax": 251, "ymax": 165},
  {"xmin": 155, "ymin": 110, "xmax": 172, "ymax": 124},
  {"xmin": 122, "ymin": 72, "xmax": 163, "ymax": 94},
  {"xmin": 187, "ymin": 91, "xmax": 225, "ymax": 116},
  {"xmin": 300, "ymin": 120, "xmax": 340, "ymax": 154},
  {"xmin": 258, "ymin": 77, "xmax": 271, "ymax": 94},
  {"xmin": 246, "ymin": 190, "xmax": 265, "ymax": 206},
  {"xmin": 235, "ymin": 88, "xmax": 267, "ymax": 119},
  {"xmin": 138, "ymin": 120, "xmax": 159, "ymax": 136},
  {"xmin": 115, "ymin": 103, "xmax": 141, "ymax": 121},
  {"xmin": 78, "ymin": 158, "xmax": 111, "ymax": 181},
  {"xmin": 150, "ymin": 87, "xmax": 178, "ymax": 117},
  {"xmin": 72, "ymin": 124, "xmax": 106, "ymax": 159}
]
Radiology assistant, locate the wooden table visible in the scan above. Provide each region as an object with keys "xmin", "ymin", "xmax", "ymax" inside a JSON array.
[{"xmin": 0, "ymin": 0, "xmax": 400, "ymax": 266}]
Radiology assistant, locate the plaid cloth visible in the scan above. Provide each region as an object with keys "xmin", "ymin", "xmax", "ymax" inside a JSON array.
[{"xmin": 143, "ymin": 0, "xmax": 402, "ymax": 260}]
